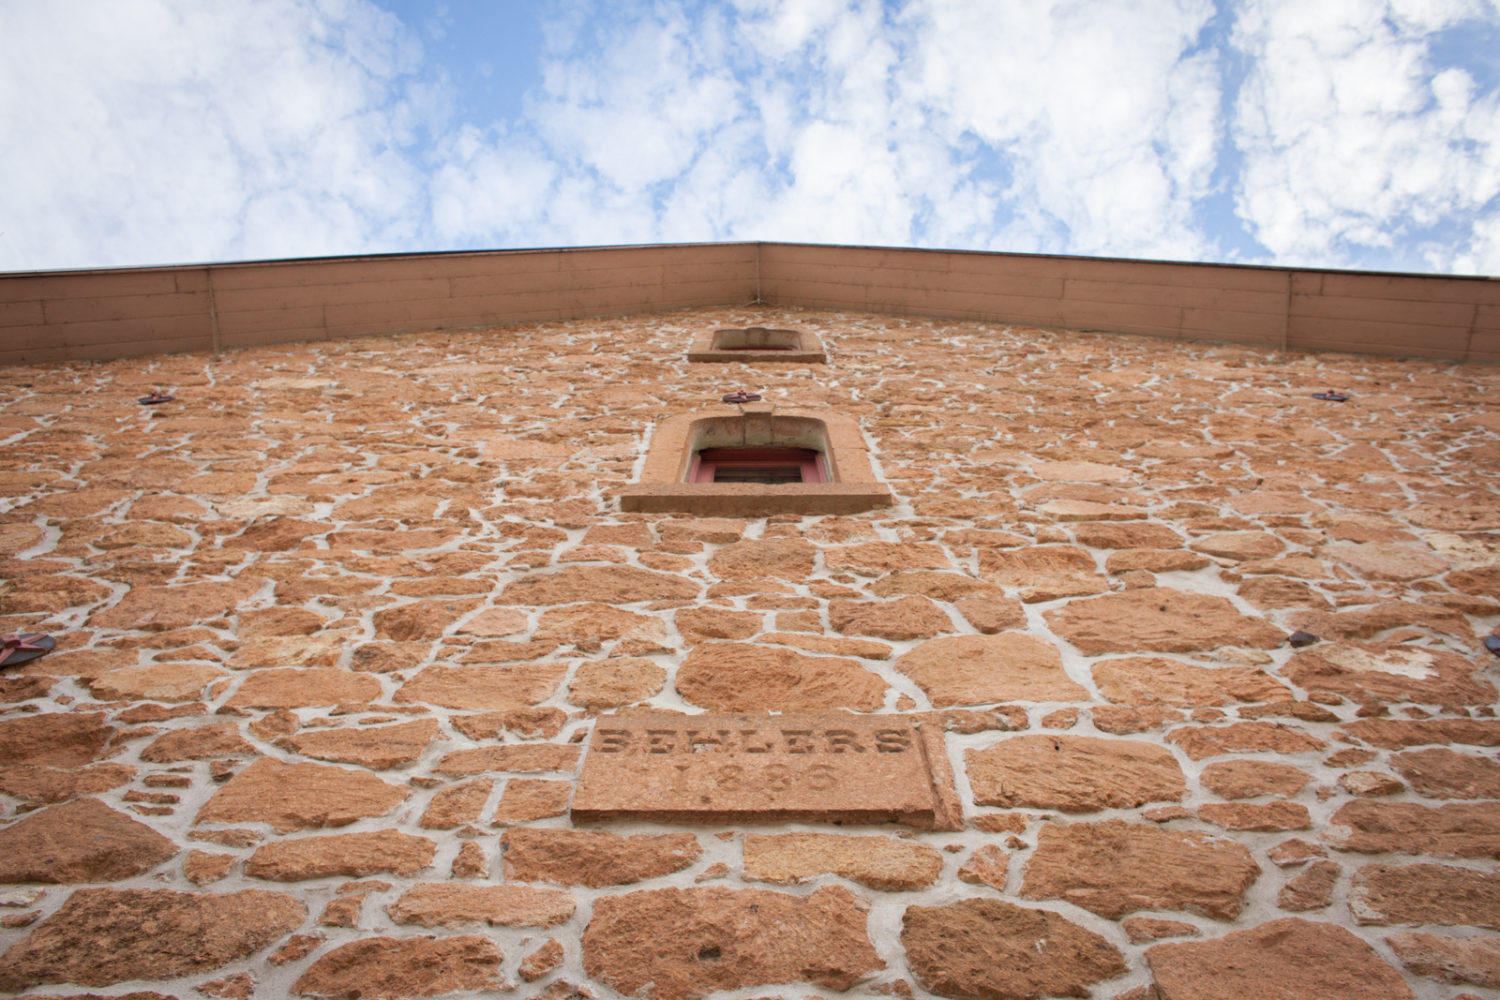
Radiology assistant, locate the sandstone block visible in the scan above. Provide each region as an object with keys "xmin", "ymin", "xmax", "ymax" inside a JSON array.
[
  {"xmin": 195, "ymin": 758, "xmax": 408, "ymax": 832},
  {"xmin": 1351, "ymin": 863, "xmax": 1500, "ymax": 928},
  {"xmin": 823, "ymin": 541, "xmax": 952, "ymax": 575},
  {"xmin": 1279, "ymin": 859, "xmax": 1340, "ymax": 911},
  {"xmin": 434, "ymin": 744, "xmax": 579, "ymax": 775},
  {"xmin": 677, "ymin": 641, "xmax": 886, "ymax": 712},
  {"xmin": 1391, "ymin": 748, "xmax": 1500, "ymax": 799},
  {"xmin": 707, "ymin": 538, "xmax": 817, "ymax": 580},
  {"xmin": 87, "ymin": 661, "xmax": 227, "ymax": 702},
  {"xmin": 498, "ymin": 565, "xmax": 699, "ymax": 604},
  {"xmin": 567, "ymin": 657, "xmax": 667, "ymax": 709},
  {"xmin": 0, "ymin": 798, "xmax": 176, "ymax": 883},
  {"xmin": 1123, "ymin": 917, "xmax": 1200, "ymax": 943},
  {"xmin": 895, "ymin": 633, "xmax": 1086, "ymax": 706},
  {"xmin": 392, "ymin": 662, "xmax": 567, "ymax": 710},
  {"xmin": 418, "ymin": 779, "xmax": 492, "ymax": 829},
  {"xmin": 1200, "ymin": 760, "xmax": 1313, "ymax": 799},
  {"xmin": 744, "ymin": 832, "xmax": 942, "ymax": 891},
  {"xmin": 90, "ymin": 577, "xmax": 261, "ymax": 631},
  {"xmin": 902, "ymin": 897, "xmax": 1126, "ymax": 1000},
  {"xmin": 1386, "ymin": 932, "xmax": 1500, "ymax": 988},
  {"xmin": 870, "ymin": 570, "xmax": 1006, "ymax": 601},
  {"xmin": 1199, "ymin": 801, "xmax": 1311, "ymax": 831},
  {"xmin": 494, "ymin": 778, "xmax": 572, "ymax": 823},
  {"xmin": 535, "ymin": 602, "xmax": 670, "ymax": 650},
  {"xmin": 1043, "ymin": 587, "xmax": 1284, "ymax": 654},
  {"xmin": 582, "ymin": 886, "xmax": 883, "ymax": 1000},
  {"xmin": 370, "ymin": 599, "xmax": 480, "ymax": 638},
  {"xmin": 387, "ymin": 883, "xmax": 575, "ymax": 927},
  {"xmin": 0, "ymin": 888, "xmax": 304, "ymax": 991},
  {"xmin": 956, "ymin": 844, "xmax": 1008, "ymax": 890},
  {"xmin": 952, "ymin": 593, "xmax": 1027, "ymax": 632},
  {"xmin": 979, "ymin": 544, "xmax": 1107, "ymax": 602},
  {"xmin": 276, "ymin": 719, "xmax": 438, "ymax": 769},
  {"xmin": 1328, "ymin": 800, "xmax": 1500, "ymax": 858},
  {"xmin": 967, "ymin": 735, "xmax": 1184, "ymax": 812},
  {"xmin": 1191, "ymin": 530, "xmax": 1285, "ymax": 560},
  {"xmin": 1092, "ymin": 656, "xmax": 1288, "ymax": 707},
  {"xmin": 293, "ymin": 936, "xmax": 503, "ymax": 998},
  {"xmin": 225, "ymin": 668, "xmax": 380, "ymax": 709},
  {"xmin": 1166, "ymin": 722, "xmax": 1327, "ymax": 760},
  {"xmin": 520, "ymin": 938, "xmax": 565, "ymax": 982},
  {"xmin": 1325, "ymin": 542, "xmax": 1447, "ymax": 581},
  {"xmin": 1021, "ymin": 820, "xmax": 1259, "ymax": 919},
  {"xmin": 1337, "ymin": 718, "xmax": 1500, "ymax": 749},
  {"xmin": 503, "ymin": 828, "xmax": 701, "ymax": 887},
  {"xmin": 245, "ymin": 830, "xmax": 436, "ymax": 880},
  {"xmin": 1145, "ymin": 918, "xmax": 1412, "ymax": 1000},
  {"xmin": 139, "ymin": 723, "xmax": 256, "ymax": 762},
  {"xmin": 829, "ymin": 596, "xmax": 953, "ymax": 640},
  {"xmin": 674, "ymin": 606, "xmax": 761, "ymax": 645},
  {"xmin": 0, "ymin": 712, "xmax": 114, "ymax": 767},
  {"xmin": 454, "ymin": 606, "xmax": 528, "ymax": 637},
  {"xmin": 1284, "ymin": 641, "xmax": 1495, "ymax": 706}
]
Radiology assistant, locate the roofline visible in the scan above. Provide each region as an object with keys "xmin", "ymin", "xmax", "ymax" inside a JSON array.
[
  {"xmin": 2, "ymin": 242, "xmax": 1496, "ymax": 365},
  {"xmin": 2, "ymin": 239, "xmax": 1493, "ymax": 283}
]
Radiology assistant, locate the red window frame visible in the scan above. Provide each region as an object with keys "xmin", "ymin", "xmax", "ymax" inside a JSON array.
[{"xmin": 688, "ymin": 447, "xmax": 828, "ymax": 484}]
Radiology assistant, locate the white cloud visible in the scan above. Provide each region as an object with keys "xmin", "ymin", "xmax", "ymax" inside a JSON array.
[
  {"xmin": 1231, "ymin": 0, "xmax": 1500, "ymax": 273},
  {"xmin": 0, "ymin": 0, "xmax": 428, "ymax": 270},
  {"xmin": 2, "ymin": 0, "xmax": 1496, "ymax": 276}
]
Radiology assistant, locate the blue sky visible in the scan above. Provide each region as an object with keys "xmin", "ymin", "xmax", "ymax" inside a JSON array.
[{"xmin": 1, "ymin": 0, "xmax": 1497, "ymax": 275}]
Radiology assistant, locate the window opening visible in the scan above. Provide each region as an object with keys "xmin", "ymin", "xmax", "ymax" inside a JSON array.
[
  {"xmin": 689, "ymin": 447, "xmax": 827, "ymax": 484},
  {"xmin": 711, "ymin": 327, "xmax": 802, "ymax": 351}
]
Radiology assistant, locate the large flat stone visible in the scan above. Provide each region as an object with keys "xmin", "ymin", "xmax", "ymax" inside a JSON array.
[
  {"xmin": 387, "ymin": 883, "xmax": 576, "ymax": 927},
  {"xmin": 1284, "ymin": 641, "xmax": 1495, "ymax": 705},
  {"xmin": 497, "ymin": 565, "xmax": 699, "ymax": 604},
  {"xmin": 502, "ymin": 828, "xmax": 701, "ymax": 887},
  {"xmin": 392, "ymin": 662, "xmax": 567, "ymax": 710},
  {"xmin": 894, "ymin": 633, "xmax": 1086, "ymax": 706},
  {"xmin": 1146, "ymin": 918, "xmax": 1412, "ymax": 1000},
  {"xmin": 1021, "ymin": 820, "xmax": 1259, "ymax": 919},
  {"xmin": 744, "ymin": 832, "xmax": 942, "ymax": 891},
  {"xmin": 966, "ymin": 734, "xmax": 1185, "ymax": 812},
  {"xmin": 245, "ymin": 830, "xmax": 436, "ymax": 880},
  {"xmin": 1350, "ymin": 863, "xmax": 1500, "ymax": 928},
  {"xmin": 676, "ymin": 643, "xmax": 887, "ymax": 712},
  {"xmin": 1327, "ymin": 800, "xmax": 1500, "ymax": 858},
  {"xmin": 1092, "ymin": 656, "xmax": 1289, "ymax": 706},
  {"xmin": 293, "ymin": 936, "xmax": 503, "ymax": 998},
  {"xmin": 1043, "ymin": 588, "xmax": 1284, "ymax": 654},
  {"xmin": 0, "ymin": 798, "xmax": 177, "ymax": 883},
  {"xmin": 582, "ymin": 886, "xmax": 883, "ymax": 1000},
  {"xmin": 195, "ymin": 758, "xmax": 408, "ymax": 832},
  {"xmin": 903, "ymin": 897, "xmax": 1126, "ymax": 1000},
  {"xmin": 0, "ymin": 888, "xmax": 305, "ymax": 990}
]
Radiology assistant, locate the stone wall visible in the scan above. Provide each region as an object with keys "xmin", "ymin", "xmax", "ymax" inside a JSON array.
[{"xmin": 0, "ymin": 306, "xmax": 1498, "ymax": 999}]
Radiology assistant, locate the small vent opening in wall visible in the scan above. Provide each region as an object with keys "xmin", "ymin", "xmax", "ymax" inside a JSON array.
[
  {"xmin": 712, "ymin": 327, "xmax": 801, "ymax": 351},
  {"xmin": 688, "ymin": 327, "xmax": 826, "ymax": 363}
]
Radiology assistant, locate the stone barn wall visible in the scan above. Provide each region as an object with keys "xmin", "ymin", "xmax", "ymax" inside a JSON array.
[{"xmin": 0, "ymin": 305, "xmax": 1498, "ymax": 999}]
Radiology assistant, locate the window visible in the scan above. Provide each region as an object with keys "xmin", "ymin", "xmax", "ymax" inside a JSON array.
[
  {"xmin": 618, "ymin": 406, "xmax": 891, "ymax": 516},
  {"xmin": 690, "ymin": 447, "xmax": 827, "ymax": 483},
  {"xmin": 687, "ymin": 327, "xmax": 826, "ymax": 363}
]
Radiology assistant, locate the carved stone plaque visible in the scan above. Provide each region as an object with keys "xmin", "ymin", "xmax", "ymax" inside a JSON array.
[{"xmin": 571, "ymin": 713, "xmax": 962, "ymax": 830}]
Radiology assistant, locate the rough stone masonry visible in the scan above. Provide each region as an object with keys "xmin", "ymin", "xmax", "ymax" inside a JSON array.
[{"xmin": 0, "ymin": 305, "xmax": 1497, "ymax": 1000}]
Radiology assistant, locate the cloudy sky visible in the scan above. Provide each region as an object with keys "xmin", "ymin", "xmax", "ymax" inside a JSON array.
[{"xmin": 1, "ymin": 0, "xmax": 1497, "ymax": 275}]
